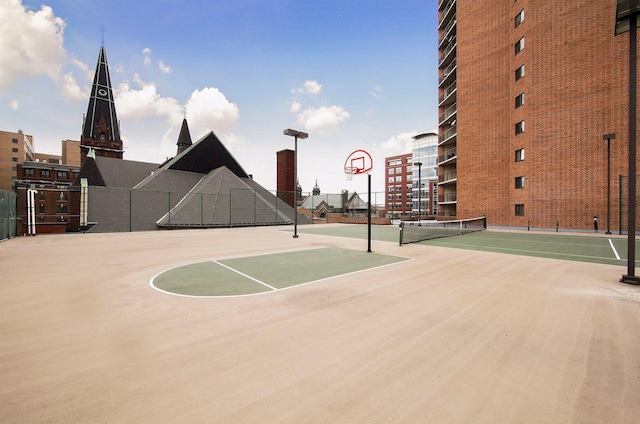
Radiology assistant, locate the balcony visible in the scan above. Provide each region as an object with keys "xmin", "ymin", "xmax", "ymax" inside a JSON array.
[
  {"xmin": 439, "ymin": 15, "xmax": 457, "ymax": 48},
  {"xmin": 438, "ymin": 0, "xmax": 456, "ymax": 30},
  {"xmin": 438, "ymin": 192, "xmax": 457, "ymax": 204},
  {"xmin": 438, "ymin": 125, "xmax": 457, "ymax": 147},
  {"xmin": 438, "ymin": 170, "xmax": 457, "ymax": 184},
  {"xmin": 438, "ymin": 58, "xmax": 456, "ymax": 87},
  {"xmin": 439, "ymin": 81, "xmax": 456, "ymax": 106},
  {"xmin": 438, "ymin": 147, "xmax": 457, "ymax": 165},
  {"xmin": 439, "ymin": 102, "xmax": 456, "ymax": 126},
  {"xmin": 438, "ymin": 36, "xmax": 456, "ymax": 68}
]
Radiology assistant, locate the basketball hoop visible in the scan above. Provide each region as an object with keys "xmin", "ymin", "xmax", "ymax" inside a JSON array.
[{"xmin": 344, "ymin": 150, "xmax": 373, "ymax": 181}]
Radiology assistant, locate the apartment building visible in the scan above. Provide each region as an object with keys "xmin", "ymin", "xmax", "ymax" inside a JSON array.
[
  {"xmin": 0, "ymin": 130, "xmax": 35, "ymax": 191},
  {"xmin": 437, "ymin": 0, "xmax": 633, "ymax": 230}
]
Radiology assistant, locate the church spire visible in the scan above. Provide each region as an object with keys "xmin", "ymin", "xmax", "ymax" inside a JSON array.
[
  {"xmin": 80, "ymin": 46, "xmax": 123, "ymax": 164},
  {"xmin": 176, "ymin": 118, "xmax": 193, "ymax": 155}
]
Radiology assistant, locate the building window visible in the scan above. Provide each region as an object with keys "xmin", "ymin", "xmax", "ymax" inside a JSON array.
[
  {"xmin": 515, "ymin": 93, "xmax": 525, "ymax": 108},
  {"xmin": 25, "ymin": 169, "xmax": 35, "ymax": 177},
  {"xmin": 515, "ymin": 176, "xmax": 525, "ymax": 189},
  {"xmin": 56, "ymin": 204, "xmax": 68, "ymax": 214},
  {"xmin": 395, "ymin": 176, "xmax": 402, "ymax": 182},
  {"xmin": 388, "ymin": 177, "xmax": 394, "ymax": 183},
  {"xmin": 515, "ymin": 120, "xmax": 525, "ymax": 135},
  {"xmin": 12, "ymin": 138, "xmax": 18, "ymax": 144},
  {"xmin": 389, "ymin": 186, "xmax": 395, "ymax": 192},
  {"xmin": 41, "ymin": 170, "xmax": 50, "ymax": 179},
  {"xmin": 56, "ymin": 171, "xmax": 67, "ymax": 180},
  {"xmin": 515, "ymin": 204, "xmax": 525, "ymax": 216},
  {"xmin": 58, "ymin": 192, "xmax": 67, "ymax": 201},
  {"xmin": 515, "ymin": 9, "xmax": 524, "ymax": 28},
  {"xmin": 39, "ymin": 204, "xmax": 45, "ymax": 214},
  {"xmin": 395, "ymin": 167, "xmax": 402, "ymax": 174},
  {"xmin": 515, "ymin": 148, "xmax": 525, "ymax": 162},
  {"xmin": 12, "ymin": 148, "xmax": 18, "ymax": 153},
  {"xmin": 12, "ymin": 157, "xmax": 18, "ymax": 162},
  {"xmin": 515, "ymin": 37, "xmax": 525, "ymax": 55},
  {"xmin": 39, "ymin": 191, "xmax": 45, "ymax": 200},
  {"xmin": 388, "ymin": 168, "xmax": 395, "ymax": 175},
  {"xmin": 515, "ymin": 65, "xmax": 525, "ymax": 81}
]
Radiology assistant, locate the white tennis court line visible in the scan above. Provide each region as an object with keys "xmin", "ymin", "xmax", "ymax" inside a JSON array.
[
  {"xmin": 211, "ymin": 260, "xmax": 278, "ymax": 291},
  {"xmin": 609, "ymin": 239, "xmax": 621, "ymax": 260}
]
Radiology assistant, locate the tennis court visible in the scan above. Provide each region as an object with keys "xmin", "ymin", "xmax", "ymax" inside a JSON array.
[{"xmin": 298, "ymin": 224, "xmax": 634, "ymax": 266}]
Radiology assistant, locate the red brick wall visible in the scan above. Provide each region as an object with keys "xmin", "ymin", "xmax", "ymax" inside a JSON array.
[{"xmin": 455, "ymin": 0, "xmax": 637, "ymax": 230}]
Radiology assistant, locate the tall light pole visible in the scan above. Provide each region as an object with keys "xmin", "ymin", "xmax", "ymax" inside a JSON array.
[
  {"xmin": 283, "ymin": 128, "xmax": 308, "ymax": 238},
  {"xmin": 603, "ymin": 133, "xmax": 616, "ymax": 234},
  {"xmin": 414, "ymin": 162, "xmax": 422, "ymax": 223},
  {"xmin": 615, "ymin": 0, "xmax": 640, "ymax": 284}
]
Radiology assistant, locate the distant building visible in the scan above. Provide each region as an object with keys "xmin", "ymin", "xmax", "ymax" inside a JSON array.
[
  {"xmin": 0, "ymin": 129, "xmax": 35, "ymax": 191},
  {"xmin": 412, "ymin": 132, "xmax": 438, "ymax": 218},
  {"xmin": 384, "ymin": 153, "xmax": 413, "ymax": 219},
  {"xmin": 14, "ymin": 161, "xmax": 80, "ymax": 234}
]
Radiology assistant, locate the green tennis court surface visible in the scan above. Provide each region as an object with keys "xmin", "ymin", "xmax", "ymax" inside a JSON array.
[
  {"xmin": 297, "ymin": 224, "xmax": 633, "ymax": 266},
  {"xmin": 151, "ymin": 247, "xmax": 410, "ymax": 297}
]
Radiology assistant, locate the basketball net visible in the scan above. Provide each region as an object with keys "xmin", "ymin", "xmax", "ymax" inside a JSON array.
[{"xmin": 345, "ymin": 167, "xmax": 357, "ymax": 181}]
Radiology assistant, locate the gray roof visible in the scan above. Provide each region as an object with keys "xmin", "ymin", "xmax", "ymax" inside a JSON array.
[{"xmin": 94, "ymin": 156, "xmax": 159, "ymax": 188}]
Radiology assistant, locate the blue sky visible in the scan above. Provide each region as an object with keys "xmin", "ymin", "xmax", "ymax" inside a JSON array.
[{"xmin": 0, "ymin": 0, "xmax": 438, "ymax": 194}]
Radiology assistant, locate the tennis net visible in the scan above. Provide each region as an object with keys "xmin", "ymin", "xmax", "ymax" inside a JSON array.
[{"xmin": 399, "ymin": 216, "xmax": 487, "ymax": 245}]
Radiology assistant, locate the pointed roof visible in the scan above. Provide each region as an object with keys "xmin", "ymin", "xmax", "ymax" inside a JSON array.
[
  {"xmin": 82, "ymin": 46, "xmax": 121, "ymax": 142},
  {"xmin": 176, "ymin": 118, "xmax": 193, "ymax": 154},
  {"xmin": 71, "ymin": 154, "xmax": 106, "ymax": 187},
  {"xmin": 163, "ymin": 131, "xmax": 249, "ymax": 178}
]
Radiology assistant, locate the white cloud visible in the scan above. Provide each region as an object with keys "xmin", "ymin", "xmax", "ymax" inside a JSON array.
[
  {"xmin": 292, "ymin": 80, "xmax": 322, "ymax": 96},
  {"xmin": 377, "ymin": 131, "xmax": 418, "ymax": 156},
  {"xmin": 10, "ymin": 100, "xmax": 18, "ymax": 110},
  {"xmin": 296, "ymin": 105, "xmax": 350, "ymax": 133},
  {"xmin": 290, "ymin": 101, "xmax": 301, "ymax": 113},
  {"xmin": 158, "ymin": 60, "xmax": 171, "ymax": 74},
  {"xmin": 0, "ymin": 0, "xmax": 66, "ymax": 88},
  {"xmin": 370, "ymin": 85, "xmax": 384, "ymax": 98},
  {"xmin": 115, "ymin": 74, "xmax": 182, "ymax": 121},
  {"xmin": 142, "ymin": 48, "xmax": 152, "ymax": 66},
  {"xmin": 59, "ymin": 72, "xmax": 87, "ymax": 101},
  {"xmin": 185, "ymin": 87, "xmax": 240, "ymax": 137}
]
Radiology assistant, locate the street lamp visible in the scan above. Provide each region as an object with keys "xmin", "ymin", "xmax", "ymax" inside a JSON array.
[
  {"xmin": 283, "ymin": 128, "xmax": 308, "ymax": 238},
  {"xmin": 603, "ymin": 133, "xmax": 616, "ymax": 234},
  {"xmin": 615, "ymin": 0, "xmax": 640, "ymax": 284},
  {"xmin": 414, "ymin": 162, "xmax": 422, "ymax": 223}
]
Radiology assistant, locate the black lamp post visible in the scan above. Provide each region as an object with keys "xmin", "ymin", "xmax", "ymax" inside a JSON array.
[
  {"xmin": 283, "ymin": 128, "xmax": 308, "ymax": 238},
  {"xmin": 603, "ymin": 133, "xmax": 616, "ymax": 234},
  {"xmin": 414, "ymin": 162, "xmax": 422, "ymax": 222},
  {"xmin": 615, "ymin": 0, "xmax": 640, "ymax": 284}
]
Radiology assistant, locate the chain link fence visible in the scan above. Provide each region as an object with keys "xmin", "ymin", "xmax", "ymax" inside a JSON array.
[
  {"xmin": 0, "ymin": 190, "xmax": 17, "ymax": 240},
  {"xmin": 84, "ymin": 186, "xmax": 297, "ymax": 232}
]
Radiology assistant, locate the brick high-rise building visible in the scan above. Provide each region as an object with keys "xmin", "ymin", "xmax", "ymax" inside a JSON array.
[
  {"xmin": 438, "ymin": 0, "xmax": 635, "ymax": 230},
  {"xmin": 385, "ymin": 153, "xmax": 413, "ymax": 219}
]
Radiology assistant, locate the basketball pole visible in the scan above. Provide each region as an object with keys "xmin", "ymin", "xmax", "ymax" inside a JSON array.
[{"xmin": 368, "ymin": 173, "xmax": 372, "ymax": 253}]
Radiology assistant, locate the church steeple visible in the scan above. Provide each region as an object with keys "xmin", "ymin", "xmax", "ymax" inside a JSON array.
[
  {"xmin": 80, "ymin": 46, "xmax": 123, "ymax": 164},
  {"xmin": 176, "ymin": 118, "xmax": 193, "ymax": 155}
]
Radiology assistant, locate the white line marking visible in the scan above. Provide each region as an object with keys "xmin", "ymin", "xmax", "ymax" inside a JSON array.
[
  {"xmin": 211, "ymin": 260, "xmax": 278, "ymax": 291},
  {"xmin": 609, "ymin": 239, "xmax": 621, "ymax": 260}
]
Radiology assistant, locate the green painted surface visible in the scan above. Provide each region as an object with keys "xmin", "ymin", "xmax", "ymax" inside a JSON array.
[
  {"xmin": 153, "ymin": 261, "xmax": 272, "ymax": 296},
  {"xmin": 152, "ymin": 247, "xmax": 409, "ymax": 296},
  {"xmin": 220, "ymin": 247, "xmax": 408, "ymax": 289}
]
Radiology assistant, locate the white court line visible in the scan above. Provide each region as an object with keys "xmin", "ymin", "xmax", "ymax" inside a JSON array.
[
  {"xmin": 211, "ymin": 260, "xmax": 278, "ymax": 291},
  {"xmin": 609, "ymin": 239, "xmax": 621, "ymax": 260}
]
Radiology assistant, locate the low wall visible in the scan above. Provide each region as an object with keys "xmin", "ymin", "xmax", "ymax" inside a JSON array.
[{"xmin": 325, "ymin": 213, "xmax": 391, "ymax": 225}]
